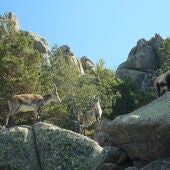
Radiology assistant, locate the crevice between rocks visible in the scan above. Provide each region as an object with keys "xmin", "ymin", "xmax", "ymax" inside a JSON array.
[{"xmin": 32, "ymin": 127, "xmax": 43, "ymax": 170}]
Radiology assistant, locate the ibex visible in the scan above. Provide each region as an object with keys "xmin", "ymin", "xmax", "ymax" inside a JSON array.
[
  {"xmin": 154, "ymin": 70, "xmax": 170, "ymax": 97},
  {"xmin": 82, "ymin": 95, "xmax": 102, "ymax": 135},
  {"xmin": 5, "ymin": 85, "xmax": 61, "ymax": 127}
]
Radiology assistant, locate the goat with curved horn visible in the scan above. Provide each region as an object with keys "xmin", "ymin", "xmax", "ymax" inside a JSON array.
[
  {"xmin": 5, "ymin": 84, "xmax": 61, "ymax": 127},
  {"xmin": 82, "ymin": 95, "xmax": 102, "ymax": 135}
]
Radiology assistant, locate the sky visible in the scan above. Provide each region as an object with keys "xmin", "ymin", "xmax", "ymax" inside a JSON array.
[{"xmin": 1, "ymin": 0, "xmax": 170, "ymax": 69}]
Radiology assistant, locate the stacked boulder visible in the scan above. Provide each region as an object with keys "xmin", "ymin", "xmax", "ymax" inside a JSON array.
[
  {"xmin": 55, "ymin": 45, "xmax": 85, "ymax": 75},
  {"xmin": 81, "ymin": 56, "xmax": 96, "ymax": 72},
  {"xmin": 117, "ymin": 34, "xmax": 164, "ymax": 88},
  {"xmin": 56, "ymin": 45, "xmax": 96, "ymax": 74},
  {"xmin": 94, "ymin": 92, "xmax": 170, "ymax": 169}
]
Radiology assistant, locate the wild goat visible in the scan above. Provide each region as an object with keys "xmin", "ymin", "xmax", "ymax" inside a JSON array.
[
  {"xmin": 82, "ymin": 95, "xmax": 102, "ymax": 135},
  {"xmin": 154, "ymin": 70, "xmax": 170, "ymax": 97},
  {"xmin": 5, "ymin": 86, "xmax": 61, "ymax": 127}
]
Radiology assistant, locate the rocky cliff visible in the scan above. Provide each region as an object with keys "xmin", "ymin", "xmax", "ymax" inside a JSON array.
[
  {"xmin": 9, "ymin": 12, "xmax": 166, "ymax": 85},
  {"xmin": 116, "ymin": 34, "xmax": 164, "ymax": 88}
]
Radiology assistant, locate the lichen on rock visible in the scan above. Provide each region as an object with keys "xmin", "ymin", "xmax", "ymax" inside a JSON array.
[
  {"xmin": 33, "ymin": 122, "xmax": 104, "ymax": 170},
  {"xmin": 0, "ymin": 126, "xmax": 40, "ymax": 170}
]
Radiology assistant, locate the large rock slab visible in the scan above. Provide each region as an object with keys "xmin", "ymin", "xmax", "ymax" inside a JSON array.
[
  {"xmin": 109, "ymin": 92, "xmax": 170, "ymax": 161},
  {"xmin": 33, "ymin": 122, "xmax": 104, "ymax": 170},
  {"xmin": 116, "ymin": 34, "xmax": 164, "ymax": 88},
  {"xmin": 0, "ymin": 122, "xmax": 105, "ymax": 170},
  {"xmin": 0, "ymin": 126, "xmax": 40, "ymax": 170}
]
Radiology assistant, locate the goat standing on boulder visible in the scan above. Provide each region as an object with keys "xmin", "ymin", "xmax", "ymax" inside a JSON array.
[
  {"xmin": 6, "ymin": 85, "xmax": 61, "ymax": 127},
  {"xmin": 82, "ymin": 95, "xmax": 102, "ymax": 135}
]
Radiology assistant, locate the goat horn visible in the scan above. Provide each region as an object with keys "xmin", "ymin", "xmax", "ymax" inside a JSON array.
[{"xmin": 53, "ymin": 83, "xmax": 57, "ymax": 92}]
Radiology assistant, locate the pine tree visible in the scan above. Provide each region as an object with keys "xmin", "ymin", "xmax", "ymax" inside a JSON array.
[
  {"xmin": 42, "ymin": 48, "xmax": 98, "ymax": 131},
  {"xmin": 0, "ymin": 13, "xmax": 42, "ymax": 125},
  {"xmin": 159, "ymin": 38, "xmax": 170, "ymax": 73}
]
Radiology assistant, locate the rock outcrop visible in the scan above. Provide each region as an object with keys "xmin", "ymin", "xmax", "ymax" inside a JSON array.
[
  {"xmin": 3, "ymin": 93, "xmax": 170, "ymax": 169},
  {"xmin": 57, "ymin": 45, "xmax": 74, "ymax": 56},
  {"xmin": 8, "ymin": 12, "xmax": 20, "ymax": 32},
  {"xmin": 81, "ymin": 56, "xmax": 96, "ymax": 72},
  {"xmin": 56, "ymin": 45, "xmax": 96, "ymax": 74},
  {"xmin": 109, "ymin": 91, "xmax": 170, "ymax": 162},
  {"xmin": 93, "ymin": 120, "xmax": 115, "ymax": 147},
  {"xmin": 117, "ymin": 34, "xmax": 164, "ymax": 88},
  {"xmin": 24, "ymin": 31, "xmax": 51, "ymax": 66},
  {"xmin": 94, "ymin": 92, "xmax": 170, "ymax": 169},
  {"xmin": 0, "ymin": 122, "xmax": 104, "ymax": 170},
  {"xmin": 6, "ymin": 12, "xmax": 97, "ymax": 73},
  {"xmin": 33, "ymin": 122, "xmax": 103, "ymax": 170},
  {"xmin": 0, "ymin": 126, "xmax": 40, "ymax": 170},
  {"xmin": 6, "ymin": 12, "xmax": 51, "ymax": 66},
  {"xmin": 56, "ymin": 45, "xmax": 85, "ymax": 74}
]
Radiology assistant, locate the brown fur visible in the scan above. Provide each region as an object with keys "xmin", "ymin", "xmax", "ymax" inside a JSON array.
[
  {"xmin": 6, "ymin": 92, "xmax": 61, "ymax": 127},
  {"xmin": 82, "ymin": 96, "xmax": 102, "ymax": 135},
  {"xmin": 154, "ymin": 71, "xmax": 170, "ymax": 97}
]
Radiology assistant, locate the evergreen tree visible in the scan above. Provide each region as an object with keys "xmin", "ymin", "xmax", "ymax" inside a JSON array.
[
  {"xmin": 42, "ymin": 47, "xmax": 98, "ymax": 131},
  {"xmin": 92, "ymin": 60, "xmax": 155, "ymax": 120},
  {"xmin": 94, "ymin": 59, "xmax": 122, "ymax": 118},
  {"xmin": 111, "ymin": 77, "xmax": 155, "ymax": 119},
  {"xmin": 159, "ymin": 38, "xmax": 170, "ymax": 73},
  {"xmin": 0, "ymin": 13, "xmax": 42, "ymax": 125}
]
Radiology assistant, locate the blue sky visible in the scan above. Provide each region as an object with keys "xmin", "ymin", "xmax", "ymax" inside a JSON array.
[{"xmin": 1, "ymin": 0, "xmax": 170, "ymax": 69}]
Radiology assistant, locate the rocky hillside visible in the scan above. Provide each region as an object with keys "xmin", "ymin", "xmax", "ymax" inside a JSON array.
[
  {"xmin": 94, "ymin": 91, "xmax": 170, "ymax": 169},
  {"xmin": 8, "ymin": 12, "xmax": 51, "ymax": 67},
  {"xmin": 1, "ymin": 12, "xmax": 170, "ymax": 170},
  {"xmin": 116, "ymin": 34, "xmax": 164, "ymax": 88},
  {"xmin": 9, "ymin": 12, "xmax": 166, "ymax": 86},
  {"xmin": 1, "ymin": 93, "xmax": 170, "ymax": 169},
  {"xmin": 9, "ymin": 12, "xmax": 96, "ymax": 75},
  {"xmin": 55, "ymin": 45, "xmax": 96, "ymax": 74}
]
